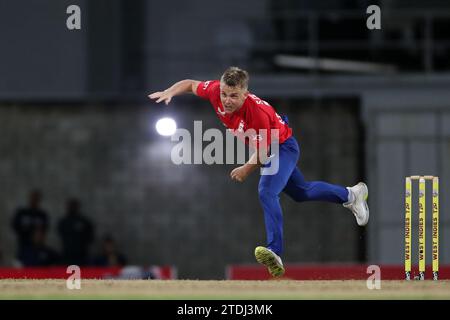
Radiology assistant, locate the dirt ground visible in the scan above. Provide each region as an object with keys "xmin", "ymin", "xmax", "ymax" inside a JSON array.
[{"xmin": 0, "ymin": 279, "xmax": 449, "ymax": 299}]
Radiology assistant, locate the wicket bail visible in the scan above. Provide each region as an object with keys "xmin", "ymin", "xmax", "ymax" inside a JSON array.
[{"xmin": 405, "ymin": 175, "xmax": 439, "ymax": 280}]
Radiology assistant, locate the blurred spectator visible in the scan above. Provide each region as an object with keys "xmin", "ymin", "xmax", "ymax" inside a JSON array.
[
  {"xmin": 18, "ymin": 227, "xmax": 60, "ymax": 266},
  {"xmin": 58, "ymin": 198, "xmax": 95, "ymax": 266},
  {"xmin": 92, "ymin": 234, "xmax": 127, "ymax": 267},
  {"xmin": 11, "ymin": 189, "xmax": 49, "ymax": 261}
]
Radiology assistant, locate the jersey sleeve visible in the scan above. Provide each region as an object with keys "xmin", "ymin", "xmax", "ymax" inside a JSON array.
[{"xmin": 196, "ymin": 80, "xmax": 220, "ymax": 100}]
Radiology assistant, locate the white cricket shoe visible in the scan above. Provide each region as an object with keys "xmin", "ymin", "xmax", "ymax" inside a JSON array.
[{"xmin": 343, "ymin": 182, "xmax": 369, "ymax": 226}]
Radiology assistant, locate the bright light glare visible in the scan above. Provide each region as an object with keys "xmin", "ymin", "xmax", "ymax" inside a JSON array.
[{"xmin": 155, "ymin": 117, "xmax": 177, "ymax": 136}]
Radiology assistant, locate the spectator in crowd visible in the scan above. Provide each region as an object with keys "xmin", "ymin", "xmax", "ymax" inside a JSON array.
[
  {"xmin": 18, "ymin": 226, "xmax": 60, "ymax": 266},
  {"xmin": 58, "ymin": 198, "xmax": 95, "ymax": 266},
  {"xmin": 11, "ymin": 189, "xmax": 49, "ymax": 261},
  {"xmin": 92, "ymin": 234, "xmax": 127, "ymax": 267}
]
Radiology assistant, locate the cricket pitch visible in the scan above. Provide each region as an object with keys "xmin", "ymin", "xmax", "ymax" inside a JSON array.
[{"xmin": 0, "ymin": 279, "xmax": 449, "ymax": 299}]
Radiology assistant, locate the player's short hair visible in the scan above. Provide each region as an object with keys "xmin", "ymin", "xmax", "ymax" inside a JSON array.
[{"xmin": 220, "ymin": 67, "xmax": 249, "ymax": 90}]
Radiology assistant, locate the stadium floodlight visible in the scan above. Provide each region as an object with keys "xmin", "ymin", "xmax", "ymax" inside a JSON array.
[
  {"xmin": 274, "ymin": 54, "xmax": 397, "ymax": 74},
  {"xmin": 155, "ymin": 117, "xmax": 177, "ymax": 136}
]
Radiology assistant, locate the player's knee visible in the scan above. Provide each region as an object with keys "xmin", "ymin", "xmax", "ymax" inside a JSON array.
[
  {"xmin": 285, "ymin": 182, "xmax": 313, "ymax": 202},
  {"xmin": 299, "ymin": 183, "xmax": 319, "ymax": 201}
]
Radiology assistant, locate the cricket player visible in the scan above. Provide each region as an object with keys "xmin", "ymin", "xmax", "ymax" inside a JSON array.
[{"xmin": 149, "ymin": 67, "xmax": 369, "ymax": 277}]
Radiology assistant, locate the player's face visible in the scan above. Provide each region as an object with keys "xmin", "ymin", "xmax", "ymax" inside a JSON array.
[{"xmin": 219, "ymin": 83, "xmax": 248, "ymax": 113}]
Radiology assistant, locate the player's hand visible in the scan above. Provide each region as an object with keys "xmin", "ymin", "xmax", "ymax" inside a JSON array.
[
  {"xmin": 230, "ymin": 166, "xmax": 250, "ymax": 183},
  {"xmin": 148, "ymin": 90, "xmax": 173, "ymax": 105}
]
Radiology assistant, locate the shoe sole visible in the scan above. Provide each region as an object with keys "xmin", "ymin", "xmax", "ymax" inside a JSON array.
[
  {"xmin": 358, "ymin": 182, "xmax": 369, "ymax": 225},
  {"xmin": 254, "ymin": 246, "xmax": 285, "ymax": 277}
]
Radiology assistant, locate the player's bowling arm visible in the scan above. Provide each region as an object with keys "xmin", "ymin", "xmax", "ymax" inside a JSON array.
[
  {"xmin": 190, "ymin": 80, "xmax": 201, "ymax": 95},
  {"xmin": 148, "ymin": 79, "xmax": 201, "ymax": 105}
]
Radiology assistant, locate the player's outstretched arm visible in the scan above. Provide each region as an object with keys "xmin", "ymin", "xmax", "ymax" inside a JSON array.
[{"xmin": 148, "ymin": 80, "xmax": 201, "ymax": 105}]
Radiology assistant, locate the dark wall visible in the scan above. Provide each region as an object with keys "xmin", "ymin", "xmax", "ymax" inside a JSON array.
[
  {"xmin": 0, "ymin": 97, "xmax": 362, "ymax": 278},
  {"xmin": 0, "ymin": 0, "xmax": 130, "ymax": 101},
  {"xmin": 0, "ymin": 0, "xmax": 87, "ymax": 99}
]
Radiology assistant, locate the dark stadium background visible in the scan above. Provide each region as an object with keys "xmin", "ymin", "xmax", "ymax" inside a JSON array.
[{"xmin": 0, "ymin": 0, "xmax": 449, "ymax": 280}]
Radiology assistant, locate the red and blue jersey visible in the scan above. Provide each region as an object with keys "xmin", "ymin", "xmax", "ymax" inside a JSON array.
[{"xmin": 196, "ymin": 80, "xmax": 292, "ymax": 149}]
